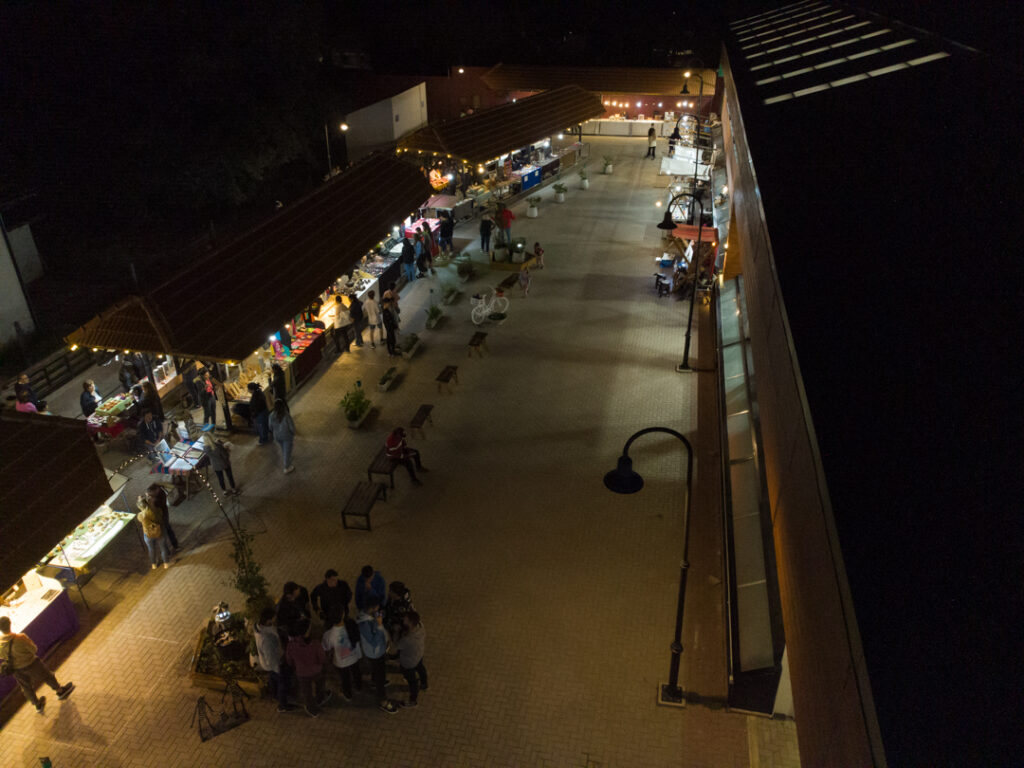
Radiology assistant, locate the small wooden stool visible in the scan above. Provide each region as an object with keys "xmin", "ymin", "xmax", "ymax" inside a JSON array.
[
  {"xmin": 410, "ymin": 404, "xmax": 434, "ymax": 439},
  {"xmin": 435, "ymin": 365, "xmax": 459, "ymax": 394},
  {"xmin": 468, "ymin": 332, "xmax": 488, "ymax": 358},
  {"xmin": 341, "ymin": 481, "xmax": 387, "ymax": 531}
]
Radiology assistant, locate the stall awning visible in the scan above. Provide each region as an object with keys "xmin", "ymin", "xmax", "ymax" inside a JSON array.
[
  {"xmin": 66, "ymin": 155, "xmax": 433, "ymax": 362},
  {"xmin": 481, "ymin": 64, "xmax": 716, "ymax": 96},
  {"xmin": 0, "ymin": 412, "xmax": 115, "ymax": 588},
  {"xmin": 397, "ymin": 86, "xmax": 604, "ymax": 165}
]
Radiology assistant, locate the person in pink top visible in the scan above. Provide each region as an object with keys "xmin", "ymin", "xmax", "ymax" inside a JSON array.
[
  {"xmin": 285, "ymin": 619, "xmax": 332, "ymax": 717},
  {"xmin": 15, "ymin": 390, "xmax": 38, "ymax": 413}
]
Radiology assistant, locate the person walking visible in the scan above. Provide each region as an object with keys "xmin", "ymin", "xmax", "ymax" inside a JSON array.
[
  {"xmin": 312, "ymin": 569, "xmax": 353, "ymax": 623},
  {"xmin": 395, "ymin": 611, "xmax": 428, "ymax": 708},
  {"xmin": 518, "ymin": 265, "xmax": 532, "ymax": 297},
  {"xmin": 285, "ymin": 619, "xmax": 332, "ymax": 718},
  {"xmin": 497, "ymin": 205, "xmax": 515, "ymax": 245},
  {"xmin": 269, "ymin": 398, "xmax": 296, "ymax": 473},
  {"xmin": 322, "ymin": 607, "xmax": 363, "ymax": 701},
  {"xmin": 400, "ymin": 237, "xmax": 417, "ymax": 283},
  {"xmin": 136, "ymin": 496, "xmax": 172, "ymax": 570},
  {"xmin": 646, "ymin": 124, "xmax": 657, "ymax": 159},
  {"xmin": 202, "ymin": 436, "xmax": 239, "ymax": 495},
  {"xmin": 0, "ymin": 616, "xmax": 74, "ymax": 714},
  {"xmin": 348, "ymin": 293, "xmax": 365, "ymax": 347},
  {"xmin": 363, "ymin": 290, "xmax": 381, "ymax": 349},
  {"xmin": 357, "ymin": 597, "xmax": 398, "ymax": 715},
  {"xmin": 384, "ymin": 426, "xmax": 427, "ymax": 485},
  {"xmin": 254, "ymin": 608, "xmax": 296, "ymax": 712},
  {"xmin": 354, "ymin": 565, "xmax": 388, "ymax": 612},
  {"xmin": 247, "ymin": 382, "xmax": 270, "ymax": 444},
  {"xmin": 479, "ymin": 216, "xmax": 493, "ymax": 254},
  {"xmin": 145, "ymin": 483, "xmax": 179, "ymax": 551},
  {"xmin": 533, "ymin": 242, "xmax": 545, "ymax": 269},
  {"xmin": 199, "ymin": 370, "xmax": 218, "ymax": 431},
  {"xmin": 382, "ymin": 300, "xmax": 399, "ymax": 358},
  {"xmin": 80, "ymin": 380, "xmax": 102, "ymax": 417}
]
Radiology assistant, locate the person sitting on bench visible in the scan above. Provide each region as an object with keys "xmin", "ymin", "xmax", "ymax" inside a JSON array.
[{"xmin": 384, "ymin": 427, "xmax": 427, "ymax": 486}]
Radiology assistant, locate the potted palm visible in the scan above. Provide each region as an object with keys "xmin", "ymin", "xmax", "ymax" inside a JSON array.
[
  {"xmin": 340, "ymin": 383, "xmax": 372, "ymax": 428},
  {"xmin": 526, "ymin": 196, "xmax": 542, "ymax": 218},
  {"xmin": 552, "ymin": 183, "xmax": 567, "ymax": 203},
  {"xmin": 578, "ymin": 165, "xmax": 590, "ymax": 190},
  {"xmin": 603, "ymin": 155, "xmax": 614, "ymax": 174}
]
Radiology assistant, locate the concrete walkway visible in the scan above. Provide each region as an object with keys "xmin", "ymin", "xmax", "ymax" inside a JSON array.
[{"xmin": 0, "ymin": 137, "xmax": 798, "ymax": 767}]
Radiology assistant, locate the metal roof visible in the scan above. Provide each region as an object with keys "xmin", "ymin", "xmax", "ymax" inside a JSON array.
[{"xmin": 481, "ymin": 64, "xmax": 716, "ymax": 96}]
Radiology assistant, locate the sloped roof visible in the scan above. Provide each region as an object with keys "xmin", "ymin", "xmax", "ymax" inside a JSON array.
[
  {"xmin": 481, "ymin": 64, "xmax": 716, "ymax": 95},
  {"xmin": 397, "ymin": 86, "xmax": 604, "ymax": 164},
  {"xmin": 0, "ymin": 411, "xmax": 114, "ymax": 588},
  {"xmin": 67, "ymin": 155, "xmax": 433, "ymax": 361}
]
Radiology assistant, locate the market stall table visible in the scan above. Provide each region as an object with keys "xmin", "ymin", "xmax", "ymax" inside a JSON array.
[
  {"xmin": 85, "ymin": 390, "xmax": 136, "ymax": 438},
  {"xmin": 150, "ymin": 436, "xmax": 210, "ymax": 501}
]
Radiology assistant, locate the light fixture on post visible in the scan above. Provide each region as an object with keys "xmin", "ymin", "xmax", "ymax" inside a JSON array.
[
  {"xmin": 681, "ymin": 62, "xmax": 713, "ymax": 218},
  {"xmin": 657, "ymin": 192, "xmax": 705, "ymax": 372},
  {"xmin": 604, "ymin": 427, "xmax": 694, "ymax": 707}
]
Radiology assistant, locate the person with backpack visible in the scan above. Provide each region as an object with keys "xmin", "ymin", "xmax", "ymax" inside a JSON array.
[
  {"xmin": 348, "ymin": 293, "xmax": 365, "ymax": 347},
  {"xmin": 322, "ymin": 607, "xmax": 363, "ymax": 701},
  {"xmin": 136, "ymin": 496, "xmax": 172, "ymax": 570},
  {"xmin": 285, "ymin": 619, "xmax": 331, "ymax": 718},
  {"xmin": 357, "ymin": 596, "xmax": 398, "ymax": 715},
  {"xmin": 0, "ymin": 616, "xmax": 74, "ymax": 714}
]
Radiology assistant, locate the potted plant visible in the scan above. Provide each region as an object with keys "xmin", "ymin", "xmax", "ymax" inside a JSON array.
[
  {"xmin": 457, "ymin": 260, "xmax": 476, "ymax": 283},
  {"xmin": 526, "ymin": 196, "xmax": 542, "ymax": 218},
  {"xmin": 552, "ymin": 183, "xmax": 567, "ymax": 203},
  {"xmin": 377, "ymin": 366, "xmax": 398, "ymax": 392},
  {"xmin": 340, "ymin": 383, "xmax": 372, "ymax": 428},
  {"xmin": 425, "ymin": 304, "xmax": 444, "ymax": 329},
  {"xmin": 399, "ymin": 332, "xmax": 421, "ymax": 360},
  {"xmin": 578, "ymin": 165, "xmax": 590, "ymax": 190},
  {"xmin": 603, "ymin": 155, "xmax": 614, "ymax": 174}
]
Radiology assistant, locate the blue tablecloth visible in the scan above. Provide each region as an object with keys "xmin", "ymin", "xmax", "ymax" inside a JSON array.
[{"xmin": 0, "ymin": 589, "xmax": 80, "ymax": 702}]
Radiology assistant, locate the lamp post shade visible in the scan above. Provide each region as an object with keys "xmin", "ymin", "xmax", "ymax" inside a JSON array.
[{"xmin": 604, "ymin": 455, "xmax": 645, "ymax": 494}]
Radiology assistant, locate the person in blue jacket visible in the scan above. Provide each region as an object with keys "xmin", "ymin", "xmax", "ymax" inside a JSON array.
[
  {"xmin": 357, "ymin": 596, "xmax": 398, "ymax": 715},
  {"xmin": 354, "ymin": 565, "xmax": 387, "ymax": 611}
]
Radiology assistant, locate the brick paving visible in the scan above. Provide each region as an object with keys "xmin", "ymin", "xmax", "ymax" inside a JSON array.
[{"xmin": 1, "ymin": 137, "xmax": 799, "ymax": 767}]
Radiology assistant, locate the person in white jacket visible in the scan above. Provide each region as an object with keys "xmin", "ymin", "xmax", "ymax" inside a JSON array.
[
  {"xmin": 321, "ymin": 608, "xmax": 363, "ymax": 701},
  {"xmin": 254, "ymin": 608, "xmax": 295, "ymax": 712}
]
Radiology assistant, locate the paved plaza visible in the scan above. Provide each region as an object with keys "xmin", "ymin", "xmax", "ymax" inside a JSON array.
[{"xmin": 1, "ymin": 137, "xmax": 799, "ymax": 767}]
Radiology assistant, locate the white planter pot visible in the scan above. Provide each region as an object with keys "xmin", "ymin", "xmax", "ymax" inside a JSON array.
[
  {"xmin": 377, "ymin": 376, "xmax": 397, "ymax": 393},
  {"xmin": 554, "ymin": 192, "xmax": 565, "ymax": 203},
  {"xmin": 604, "ymin": 165, "xmax": 614, "ymax": 174},
  {"xmin": 580, "ymin": 179, "xmax": 590, "ymax": 190},
  {"xmin": 400, "ymin": 339, "xmax": 421, "ymax": 360},
  {"xmin": 425, "ymin": 314, "xmax": 443, "ymax": 329},
  {"xmin": 346, "ymin": 405, "xmax": 372, "ymax": 429},
  {"xmin": 442, "ymin": 290, "xmax": 461, "ymax": 305},
  {"xmin": 527, "ymin": 206, "xmax": 539, "ymax": 218}
]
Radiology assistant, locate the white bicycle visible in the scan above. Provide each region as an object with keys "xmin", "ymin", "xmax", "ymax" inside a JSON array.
[{"xmin": 470, "ymin": 287, "xmax": 510, "ymax": 325}]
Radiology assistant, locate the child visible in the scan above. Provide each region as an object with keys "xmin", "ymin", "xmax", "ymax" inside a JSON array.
[
  {"xmin": 533, "ymin": 242, "xmax": 544, "ymax": 269},
  {"xmin": 518, "ymin": 266, "xmax": 531, "ymax": 297}
]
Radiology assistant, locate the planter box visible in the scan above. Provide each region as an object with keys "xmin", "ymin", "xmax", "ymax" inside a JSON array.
[
  {"xmin": 189, "ymin": 627, "xmax": 264, "ymax": 698},
  {"xmin": 425, "ymin": 313, "xmax": 444, "ymax": 330},
  {"xmin": 400, "ymin": 339, "xmax": 421, "ymax": 360},
  {"xmin": 377, "ymin": 376, "xmax": 398, "ymax": 393},
  {"xmin": 346, "ymin": 405, "xmax": 372, "ymax": 428},
  {"xmin": 554, "ymin": 192, "xmax": 566, "ymax": 203},
  {"xmin": 580, "ymin": 179, "xmax": 590, "ymax": 190},
  {"xmin": 442, "ymin": 289, "xmax": 461, "ymax": 305}
]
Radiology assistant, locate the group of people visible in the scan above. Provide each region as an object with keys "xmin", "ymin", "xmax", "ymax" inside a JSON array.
[
  {"xmin": 478, "ymin": 204, "xmax": 515, "ymax": 253},
  {"xmin": 14, "ymin": 373, "xmax": 47, "ymax": 414},
  {"xmin": 254, "ymin": 566, "xmax": 428, "ymax": 717}
]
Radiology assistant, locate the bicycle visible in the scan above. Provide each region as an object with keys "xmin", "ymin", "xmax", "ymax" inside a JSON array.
[{"xmin": 469, "ymin": 287, "xmax": 510, "ymax": 325}]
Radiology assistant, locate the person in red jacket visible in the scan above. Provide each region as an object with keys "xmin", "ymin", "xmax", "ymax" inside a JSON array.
[
  {"xmin": 497, "ymin": 204, "xmax": 515, "ymax": 245},
  {"xmin": 385, "ymin": 427, "xmax": 427, "ymax": 485}
]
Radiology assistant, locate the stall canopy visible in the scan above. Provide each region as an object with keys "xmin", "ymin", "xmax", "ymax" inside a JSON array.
[
  {"xmin": 397, "ymin": 85, "xmax": 603, "ymax": 164},
  {"xmin": 66, "ymin": 155, "xmax": 433, "ymax": 362},
  {"xmin": 481, "ymin": 64, "xmax": 716, "ymax": 96},
  {"xmin": 0, "ymin": 412, "xmax": 115, "ymax": 588}
]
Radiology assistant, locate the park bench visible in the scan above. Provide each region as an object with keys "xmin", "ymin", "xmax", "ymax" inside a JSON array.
[
  {"xmin": 367, "ymin": 447, "xmax": 398, "ymax": 489},
  {"xmin": 468, "ymin": 332, "xmax": 488, "ymax": 358},
  {"xmin": 409, "ymin": 404, "xmax": 434, "ymax": 439},
  {"xmin": 341, "ymin": 481, "xmax": 387, "ymax": 531},
  {"xmin": 435, "ymin": 365, "xmax": 459, "ymax": 394}
]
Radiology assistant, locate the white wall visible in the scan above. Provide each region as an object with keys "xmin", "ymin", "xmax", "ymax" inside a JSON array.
[
  {"xmin": 0, "ymin": 229, "xmax": 35, "ymax": 343},
  {"xmin": 345, "ymin": 83, "xmax": 428, "ymax": 162},
  {"xmin": 8, "ymin": 223, "xmax": 43, "ymax": 283}
]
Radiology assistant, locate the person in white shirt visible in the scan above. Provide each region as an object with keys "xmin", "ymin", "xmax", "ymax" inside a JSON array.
[
  {"xmin": 362, "ymin": 290, "xmax": 382, "ymax": 348},
  {"xmin": 330, "ymin": 295, "xmax": 347, "ymax": 354}
]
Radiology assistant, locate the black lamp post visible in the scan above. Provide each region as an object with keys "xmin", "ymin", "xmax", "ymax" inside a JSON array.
[
  {"xmin": 604, "ymin": 427, "xmax": 694, "ymax": 707},
  {"xmin": 657, "ymin": 192, "xmax": 704, "ymax": 372},
  {"xmin": 681, "ymin": 68, "xmax": 713, "ymax": 221}
]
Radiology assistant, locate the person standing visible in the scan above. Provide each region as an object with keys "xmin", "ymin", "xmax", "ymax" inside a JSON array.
[
  {"xmin": 330, "ymin": 295, "xmax": 348, "ymax": 355},
  {"xmin": 497, "ymin": 205, "xmax": 515, "ymax": 245},
  {"xmin": 418, "ymin": 224, "xmax": 436, "ymax": 273},
  {"xmin": 202, "ymin": 436, "xmax": 239, "ymax": 495},
  {"xmin": 322, "ymin": 607, "xmax": 363, "ymax": 701},
  {"xmin": 400, "ymin": 237, "xmax": 417, "ymax": 283},
  {"xmin": 269, "ymin": 398, "xmax": 296, "ymax": 473},
  {"xmin": 438, "ymin": 213, "xmax": 454, "ymax": 257},
  {"xmin": 80, "ymin": 380, "xmax": 102, "ymax": 417},
  {"xmin": 382, "ymin": 300, "xmax": 399, "ymax": 358},
  {"xmin": 145, "ymin": 483, "xmax": 178, "ymax": 551},
  {"xmin": 533, "ymin": 242, "xmax": 545, "ymax": 269},
  {"xmin": 311, "ymin": 569, "xmax": 353, "ymax": 623},
  {"xmin": 0, "ymin": 616, "xmax": 74, "ymax": 714},
  {"xmin": 254, "ymin": 608, "xmax": 296, "ymax": 712},
  {"xmin": 199, "ymin": 370, "xmax": 218, "ymax": 431},
  {"xmin": 276, "ymin": 581, "xmax": 312, "ymax": 638},
  {"xmin": 414, "ymin": 234, "xmax": 427, "ymax": 277},
  {"xmin": 384, "ymin": 581, "xmax": 414, "ymax": 640},
  {"xmin": 362, "ymin": 290, "xmax": 381, "ymax": 349},
  {"xmin": 136, "ymin": 496, "xmax": 172, "ymax": 570},
  {"xmin": 519, "ymin": 266, "xmax": 531, "ymax": 297},
  {"xmin": 383, "ymin": 282, "xmax": 401, "ymax": 328},
  {"xmin": 285, "ymin": 619, "xmax": 331, "ymax": 718},
  {"xmin": 357, "ymin": 597, "xmax": 398, "ymax": 715},
  {"xmin": 385, "ymin": 426, "xmax": 427, "ymax": 485},
  {"xmin": 247, "ymin": 382, "xmax": 270, "ymax": 444},
  {"xmin": 479, "ymin": 216, "xmax": 493, "ymax": 254},
  {"xmin": 139, "ymin": 380, "xmax": 164, "ymax": 420},
  {"xmin": 118, "ymin": 360, "xmax": 139, "ymax": 394},
  {"xmin": 395, "ymin": 612, "xmax": 428, "ymax": 708},
  {"xmin": 348, "ymin": 293, "xmax": 365, "ymax": 347},
  {"xmin": 646, "ymin": 124, "xmax": 657, "ymax": 159},
  {"xmin": 270, "ymin": 363, "xmax": 287, "ymax": 403},
  {"xmin": 354, "ymin": 565, "xmax": 388, "ymax": 612}
]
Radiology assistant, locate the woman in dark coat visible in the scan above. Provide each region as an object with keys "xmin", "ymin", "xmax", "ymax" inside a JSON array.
[
  {"xmin": 248, "ymin": 381, "xmax": 270, "ymax": 444},
  {"xmin": 270, "ymin": 363, "xmax": 287, "ymax": 404}
]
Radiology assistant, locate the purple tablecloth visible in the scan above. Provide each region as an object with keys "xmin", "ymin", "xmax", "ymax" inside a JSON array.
[{"xmin": 0, "ymin": 589, "xmax": 80, "ymax": 701}]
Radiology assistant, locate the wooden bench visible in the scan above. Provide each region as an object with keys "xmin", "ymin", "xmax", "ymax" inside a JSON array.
[
  {"xmin": 341, "ymin": 481, "xmax": 387, "ymax": 531},
  {"xmin": 409, "ymin": 404, "xmax": 434, "ymax": 439},
  {"xmin": 468, "ymin": 332, "xmax": 488, "ymax": 358},
  {"xmin": 435, "ymin": 365, "xmax": 459, "ymax": 394},
  {"xmin": 367, "ymin": 447, "xmax": 398, "ymax": 489}
]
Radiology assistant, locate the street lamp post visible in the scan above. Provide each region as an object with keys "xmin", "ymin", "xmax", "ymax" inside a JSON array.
[
  {"xmin": 657, "ymin": 192, "xmax": 704, "ymax": 372},
  {"xmin": 604, "ymin": 427, "xmax": 694, "ymax": 707},
  {"xmin": 681, "ymin": 68, "xmax": 713, "ymax": 223}
]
